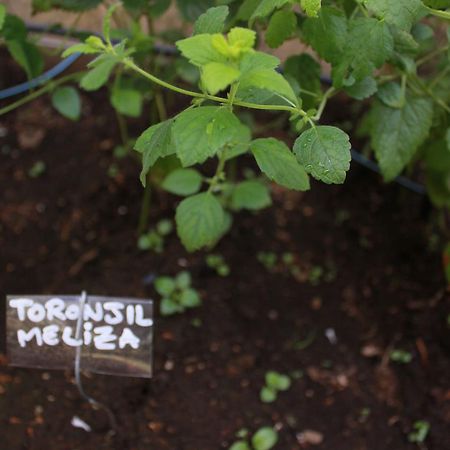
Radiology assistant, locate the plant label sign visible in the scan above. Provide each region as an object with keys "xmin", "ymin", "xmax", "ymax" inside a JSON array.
[{"xmin": 6, "ymin": 295, "xmax": 153, "ymax": 378}]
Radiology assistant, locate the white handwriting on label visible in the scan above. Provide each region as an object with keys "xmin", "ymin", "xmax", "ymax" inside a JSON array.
[{"xmin": 10, "ymin": 298, "xmax": 152, "ymax": 351}]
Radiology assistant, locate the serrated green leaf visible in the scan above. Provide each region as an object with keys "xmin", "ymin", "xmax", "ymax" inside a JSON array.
[
  {"xmin": 301, "ymin": 0, "xmax": 322, "ymax": 17},
  {"xmin": 162, "ymin": 168, "xmax": 203, "ymax": 196},
  {"xmin": 80, "ymin": 58, "xmax": 116, "ymax": 91},
  {"xmin": 173, "ymin": 107, "xmax": 243, "ymax": 167},
  {"xmin": 303, "ymin": 7, "xmax": 348, "ymax": 65},
  {"xmin": 202, "ymin": 62, "xmax": 240, "ymax": 95},
  {"xmin": 251, "ymin": 0, "xmax": 290, "ymax": 22},
  {"xmin": 368, "ymin": 94, "xmax": 434, "ymax": 181},
  {"xmin": 222, "ymin": 123, "xmax": 252, "ymax": 161},
  {"xmin": 231, "ymin": 180, "xmax": 272, "ymax": 211},
  {"xmin": 251, "ymin": 427, "xmax": 278, "ymax": 450},
  {"xmin": 176, "ymin": 34, "xmax": 226, "ymax": 67},
  {"xmin": 51, "ymin": 86, "xmax": 81, "ymax": 120},
  {"xmin": 265, "ymin": 9, "xmax": 297, "ymax": 48},
  {"xmin": 194, "ymin": 6, "xmax": 229, "ymax": 35},
  {"xmin": 239, "ymin": 51, "xmax": 280, "ymax": 74},
  {"xmin": 364, "ymin": 0, "xmax": 425, "ymax": 31},
  {"xmin": 251, "ymin": 138, "xmax": 310, "ymax": 190},
  {"xmin": 111, "ymin": 87, "xmax": 142, "ymax": 118},
  {"xmin": 176, "ymin": 192, "xmax": 225, "ymax": 252},
  {"xmin": 135, "ymin": 119, "xmax": 174, "ymax": 185},
  {"xmin": 294, "ymin": 126, "xmax": 351, "ymax": 184},
  {"xmin": 228, "ymin": 27, "xmax": 256, "ymax": 49},
  {"xmin": 344, "ymin": 76, "xmax": 378, "ymax": 100},
  {"xmin": 377, "ymin": 82, "xmax": 404, "ymax": 108},
  {"xmin": 6, "ymin": 40, "xmax": 43, "ymax": 79},
  {"xmin": 237, "ymin": 69, "xmax": 298, "ymax": 105},
  {"xmin": 0, "ymin": 4, "xmax": 6, "ymax": 31}
]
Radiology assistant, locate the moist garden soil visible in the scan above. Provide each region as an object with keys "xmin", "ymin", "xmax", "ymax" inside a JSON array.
[{"xmin": 0, "ymin": 51, "xmax": 449, "ymax": 450}]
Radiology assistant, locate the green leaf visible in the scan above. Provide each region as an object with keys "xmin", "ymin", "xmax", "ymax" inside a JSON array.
[
  {"xmin": 6, "ymin": 40, "xmax": 44, "ymax": 78},
  {"xmin": 240, "ymin": 52, "xmax": 280, "ymax": 74},
  {"xmin": 266, "ymin": 371, "xmax": 291, "ymax": 390},
  {"xmin": 265, "ymin": 9, "xmax": 297, "ymax": 48},
  {"xmin": 344, "ymin": 76, "xmax": 378, "ymax": 100},
  {"xmin": 303, "ymin": 7, "xmax": 348, "ymax": 65},
  {"xmin": 80, "ymin": 58, "xmax": 116, "ymax": 91},
  {"xmin": 377, "ymin": 81, "xmax": 404, "ymax": 108},
  {"xmin": 251, "ymin": 138, "xmax": 310, "ymax": 190},
  {"xmin": 176, "ymin": 34, "xmax": 226, "ymax": 66},
  {"xmin": 237, "ymin": 69, "xmax": 298, "ymax": 105},
  {"xmin": 231, "ymin": 180, "xmax": 272, "ymax": 211},
  {"xmin": 294, "ymin": 126, "xmax": 351, "ymax": 184},
  {"xmin": 368, "ymin": 94, "xmax": 434, "ymax": 181},
  {"xmin": 155, "ymin": 277, "xmax": 176, "ymax": 296},
  {"xmin": 175, "ymin": 271, "xmax": 191, "ymax": 289},
  {"xmin": 134, "ymin": 119, "xmax": 174, "ymax": 185},
  {"xmin": 176, "ymin": 0, "xmax": 214, "ymax": 22},
  {"xmin": 364, "ymin": 0, "xmax": 425, "ymax": 31},
  {"xmin": 301, "ymin": 0, "xmax": 322, "ymax": 17},
  {"xmin": 260, "ymin": 386, "xmax": 277, "ymax": 403},
  {"xmin": 51, "ymin": 86, "xmax": 81, "ymax": 120},
  {"xmin": 250, "ymin": 0, "xmax": 290, "ymax": 22},
  {"xmin": 0, "ymin": 4, "xmax": 6, "ymax": 31},
  {"xmin": 162, "ymin": 168, "xmax": 203, "ymax": 196},
  {"xmin": 176, "ymin": 193, "xmax": 225, "ymax": 252},
  {"xmin": 228, "ymin": 27, "xmax": 256, "ymax": 50},
  {"xmin": 62, "ymin": 42, "xmax": 101, "ymax": 57},
  {"xmin": 180, "ymin": 288, "xmax": 201, "ymax": 308},
  {"xmin": 111, "ymin": 87, "xmax": 142, "ymax": 118},
  {"xmin": 229, "ymin": 441, "xmax": 251, "ymax": 450},
  {"xmin": 251, "ymin": 427, "xmax": 278, "ymax": 450},
  {"xmin": 202, "ymin": 62, "xmax": 240, "ymax": 95},
  {"xmin": 173, "ymin": 107, "xmax": 243, "ymax": 167},
  {"xmin": 160, "ymin": 298, "xmax": 182, "ymax": 316},
  {"xmin": 194, "ymin": 6, "xmax": 229, "ymax": 35}
]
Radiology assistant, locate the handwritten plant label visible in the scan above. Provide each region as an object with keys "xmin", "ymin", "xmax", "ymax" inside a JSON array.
[{"xmin": 6, "ymin": 295, "xmax": 153, "ymax": 378}]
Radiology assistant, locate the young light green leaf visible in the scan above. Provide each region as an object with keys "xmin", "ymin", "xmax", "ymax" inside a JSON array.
[
  {"xmin": 176, "ymin": 34, "xmax": 226, "ymax": 66},
  {"xmin": 173, "ymin": 107, "xmax": 243, "ymax": 167},
  {"xmin": 231, "ymin": 180, "xmax": 272, "ymax": 211},
  {"xmin": 251, "ymin": 427, "xmax": 278, "ymax": 450},
  {"xmin": 266, "ymin": 371, "xmax": 291, "ymax": 390},
  {"xmin": 162, "ymin": 168, "xmax": 203, "ymax": 196},
  {"xmin": 62, "ymin": 42, "xmax": 101, "ymax": 57},
  {"xmin": 103, "ymin": 2, "xmax": 120, "ymax": 45},
  {"xmin": 250, "ymin": 0, "xmax": 290, "ymax": 22},
  {"xmin": 80, "ymin": 58, "xmax": 116, "ymax": 91},
  {"xmin": 202, "ymin": 62, "xmax": 240, "ymax": 94},
  {"xmin": 265, "ymin": 9, "xmax": 297, "ymax": 48},
  {"xmin": 364, "ymin": 0, "xmax": 425, "ymax": 31},
  {"xmin": 251, "ymin": 138, "xmax": 310, "ymax": 191},
  {"xmin": 368, "ymin": 95, "xmax": 434, "ymax": 181},
  {"xmin": 227, "ymin": 27, "xmax": 256, "ymax": 50},
  {"xmin": 260, "ymin": 386, "xmax": 277, "ymax": 403},
  {"xmin": 294, "ymin": 126, "xmax": 351, "ymax": 184},
  {"xmin": 301, "ymin": 0, "xmax": 322, "ymax": 17},
  {"xmin": 134, "ymin": 119, "xmax": 174, "ymax": 185},
  {"xmin": 111, "ymin": 87, "xmax": 142, "ymax": 117},
  {"xmin": 175, "ymin": 192, "xmax": 225, "ymax": 252},
  {"xmin": 0, "ymin": 4, "xmax": 6, "ymax": 31},
  {"xmin": 51, "ymin": 86, "xmax": 81, "ymax": 120},
  {"xmin": 6, "ymin": 40, "xmax": 43, "ymax": 78},
  {"xmin": 194, "ymin": 6, "xmax": 229, "ymax": 35},
  {"xmin": 229, "ymin": 441, "xmax": 251, "ymax": 450}
]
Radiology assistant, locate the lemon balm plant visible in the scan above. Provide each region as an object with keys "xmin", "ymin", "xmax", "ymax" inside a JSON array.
[{"xmin": 1, "ymin": 0, "xmax": 450, "ymax": 253}]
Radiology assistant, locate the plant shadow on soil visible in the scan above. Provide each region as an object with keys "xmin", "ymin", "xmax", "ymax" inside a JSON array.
[{"xmin": 0, "ymin": 56, "xmax": 449, "ymax": 450}]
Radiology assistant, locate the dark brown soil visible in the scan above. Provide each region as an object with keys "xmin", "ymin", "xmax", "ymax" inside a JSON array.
[{"xmin": 0, "ymin": 52, "xmax": 449, "ymax": 450}]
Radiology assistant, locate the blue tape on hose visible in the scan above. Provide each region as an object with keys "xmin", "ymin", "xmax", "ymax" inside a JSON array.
[{"xmin": 0, "ymin": 52, "xmax": 81, "ymax": 100}]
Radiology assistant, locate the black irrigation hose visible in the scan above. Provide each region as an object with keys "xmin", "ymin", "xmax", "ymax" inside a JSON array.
[{"xmin": 0, "ymin": 23, "xmax": 426, "ymax": 196}]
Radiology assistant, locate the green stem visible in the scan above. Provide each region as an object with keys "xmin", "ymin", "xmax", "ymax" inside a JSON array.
[
  {"xmin": 0, "ymin": 72, "xmax": 83, "ymax": 116},
  {"xmin": 208, "ymin": 153, "xmax": 227, "ymax": 193},
  {"xmin": 426, "ymin": 6, "xmax": 450, "ymax": 20},
  {"xmin": 122, "ymin": 58, "xmax": 305, "ymax": 116},
  {"xmin": 313, "ymin": 87, "xmax": 336, "ymax": 121},
  {"xmin": 416, "ymin": 45, "xmax": 449, "ymax": 67}
]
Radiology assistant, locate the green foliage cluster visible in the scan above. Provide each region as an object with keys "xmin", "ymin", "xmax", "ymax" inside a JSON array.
[
  {"xmin": 206, "ymin": 253, "xmax": 230, "ymax": 276},
  {"xmin": 230, "ymin": 427, "xmax": 278, "ymax": 450},
  {"xmin": 138, "ymin": 218, "xmax": 173, "ymax": 253},
  {"xmin": 1, "ymin": 0, "xmax": 450, "ymax": 253},
  {"xmin": 260, "ymin": 371, "xmax": 291, "ymax": 403}
]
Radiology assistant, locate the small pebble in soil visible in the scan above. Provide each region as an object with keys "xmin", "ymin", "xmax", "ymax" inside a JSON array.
[
  {"xmin": 117, "ymin": 205, "xmax": 128, "ymax": 215},
  {"xmin": 164, "ymin": 360, "xmax": 174, "ymax": 371},
  {"xmin": 297, "ymin": 429, "xmax": 324, "ymax": 446},
  {"xmin": 268, "ymin": 309, "xmax": 279, "ymax": 320}
]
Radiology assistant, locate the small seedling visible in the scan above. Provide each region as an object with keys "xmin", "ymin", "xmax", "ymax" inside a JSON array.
[
  {"xmin": 155, "ymin": 271, "xmax": 201, "ymax": 316},
  {"xmin": 229, "ymin": 427, "xmax": 278, "ymax": 450},
  {"xmin": 308, "ymin": 265, "xmax": 324, "ymax": 285},
  {"xmin": 206, "ymin": 254, "xmax": 230, "ymax": 276},
  {"xmin": 390, "ymin": 349, "xmax": 413, "ymax": 364},
  {"xmin": 138, "ymin": 219, "xmax": 173, "ymax": 253},
  {"xmin": 28, "ymin": 161, "xmax": 46, "ymax": 178},
  {"xmin": 260, "ymin": 371, "xmax": 291, "ymax": 403},
  {"xmin": 257, "ymin": 251, "xmax": 277, "ymax": 271},
  {"xmin": 408, "ymin": 420, "xmax": 430, "ymax": 444}
]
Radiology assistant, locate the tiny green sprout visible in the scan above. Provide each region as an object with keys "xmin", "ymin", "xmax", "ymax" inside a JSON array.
[
  {"xmin": 206, "ymin": 253, "xmax": 230, "ymax": 276},
  {"xmin": 107, "ymin": 163, "xmax": 119, "ymax": 178},
  {"xmin": 113, "ymin": 145, "xmax": 128, "ymax": 159},
  {"xmin": 390, "ymin": 349, "xmax": 413, "ymax": 364},
  {"xmin": 308, "ymin": 265, "xmax": 324, "ymax": 285},
  {"xmin": 155, "ymin": 271, "xmax": 201, "ymax": 316},
  {"xmin": 260, "ymin": 371, "xmax": 291, "ymax": 403},
  {"xmin": 138, "ymin": 219, "xmax": 173, "ymax": 253},
  {"xmin": 408, "ymin": 420, "xmax": 430, "ymax": 443},
  {"xmin": 229, "ymin": 427, "xmax": 278, "ymax": 450},
  {"xmin": 28, "ymin": 161, "xmax": 46, "ymax": 178},
  {"xmin": 257, "ymin": 251, "xmax": 277, "ymax": 270}
]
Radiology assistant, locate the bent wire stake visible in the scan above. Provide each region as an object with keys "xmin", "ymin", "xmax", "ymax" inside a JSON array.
[{"xmin": 74, "ymin": 291, "xmax": 118, "ymax": 435}]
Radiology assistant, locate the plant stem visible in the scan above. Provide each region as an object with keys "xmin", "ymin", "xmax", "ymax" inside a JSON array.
[
  {"xmin": 122, "ymin": 58, "xmax": 306, "ymax": 116},
  {"xmin": 0, "ymin": 72, "xmax": 83, "ymax": 116},
  {"xmin": 426, "ymin": 6, "xmax": 450, "ymax": 20},
  {"xmin": 138, "ymin": 174, "xmax": 152, "ymax": 235},
  {"xmin": 314, "ymin": 87, "xmax": 336, "ymax": 121}
]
